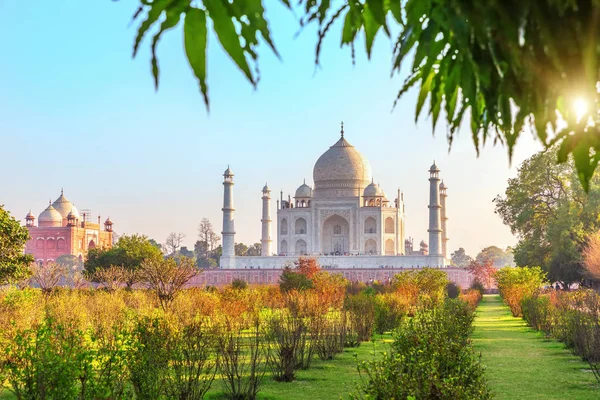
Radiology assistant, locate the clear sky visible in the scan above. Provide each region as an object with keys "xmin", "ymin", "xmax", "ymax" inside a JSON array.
[{"xmin": 0, "ymin": 1, "xmax": 542, "ymax": 258}]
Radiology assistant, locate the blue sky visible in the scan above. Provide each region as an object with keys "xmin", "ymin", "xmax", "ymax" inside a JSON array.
[{"xmin": 0, "ymin": 1, "xmax": 542, "ymax": 257}]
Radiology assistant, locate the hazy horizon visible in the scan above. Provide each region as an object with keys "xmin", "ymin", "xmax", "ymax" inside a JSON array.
[{"xmin": 0, "ymin": 1, "xmax": 543, "ymax": 258}]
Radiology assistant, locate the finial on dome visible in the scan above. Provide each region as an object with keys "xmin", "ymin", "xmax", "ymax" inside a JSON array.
[
  {"xmin": 61, "ymin": 188, "xmax": 64, "ymax": 195},
  {"xmin": 303, "ymin": 178, "xmax": 306, "ymax": 184},
  {"xmin": 340, "ymin": 121, "xmax": 344, "ymax": 139}
]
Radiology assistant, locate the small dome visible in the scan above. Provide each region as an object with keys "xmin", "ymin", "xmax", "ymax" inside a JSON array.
[
  {"xmin": 224, "ymin": 166, "xmax": 233, "ymax": 176},
  {"xmin": 262, "ymin": 183, "xmax": 270, "ymax": 192},
  {"xmin": 67, "ymin": 210, "xmax": 77, "ymax": 219},
  {"xmin": 439, "ymin": 181, "xmax": 447, "ymax": 190},
  {"xmin": 38, "ymin": 204, "xmax": 63, "ymax": 227},
  {"xmin": 295, "ymin": 180, "xmax": 312, "ymax": 198},
  {"xmin": 363, "ymin": 181, "xmax": 383, "ymax": 197},
  {"xmin": 104, "ymin": 217, "xmax": 113, "ymax": 224},
  {"xmin": 429, "ymin": 161, "xmax": 440, "ymax": 172},
  {"xmin": 25, "ymin": 210, "xmax": 35, "ymax": 220}
]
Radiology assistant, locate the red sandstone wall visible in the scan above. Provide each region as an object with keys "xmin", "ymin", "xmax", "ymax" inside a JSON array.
[{"xmin": 186, "ymin": 267, "xmax": 475, "ymax": 289}]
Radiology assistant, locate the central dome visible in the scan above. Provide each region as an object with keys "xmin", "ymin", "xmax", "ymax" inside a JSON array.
[{"xmin": 313, "ymin": 134, "xmax": 372, "ymax": 197}]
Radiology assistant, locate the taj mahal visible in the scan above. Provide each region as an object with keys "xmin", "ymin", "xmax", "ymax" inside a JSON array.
[{"xmin": 219, "ymin": 124, "xmax": 450, "ymax": 270}]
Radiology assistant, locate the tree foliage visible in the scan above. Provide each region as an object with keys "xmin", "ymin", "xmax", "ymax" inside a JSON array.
[
  {"xmin": 128, "ymin": 0, "xmax": 600, "ymax": 187},
  {"xmin": 495, "ymin": 148, "xmax": 600, "ymax": 285},
  {"xmin": 450, "ymin": 247, "xmax": 473, "ymax": 268},
  {"xmin": 475, "ymin": 246, "xmax": 514, "ymax": 268},
  {"xmin": 84, "ymin": 234, "xmax": 164, "ymax": 284},
  {"xmin": 0, "ymin": 206, "xmax": 33, "ymax": 284}
]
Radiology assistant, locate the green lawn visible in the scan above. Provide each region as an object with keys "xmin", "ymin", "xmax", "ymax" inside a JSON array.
[
  {"xmin": 472, "ymin": 294, "xmax": 599, "ymax": 400},
  {"xmin": 206, "ymin": 335, "xmax": 390, "ymax": 399}
]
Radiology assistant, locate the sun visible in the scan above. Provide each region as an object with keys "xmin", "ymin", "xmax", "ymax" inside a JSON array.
[{"xmin": 574, "ymin": 98, "xmax": 588, "ymax": 123}]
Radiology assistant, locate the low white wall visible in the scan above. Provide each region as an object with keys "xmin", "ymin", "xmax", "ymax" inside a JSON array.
[{"xmin": 229, "ymin": 254, "xmax": 447, "ymax": 269}]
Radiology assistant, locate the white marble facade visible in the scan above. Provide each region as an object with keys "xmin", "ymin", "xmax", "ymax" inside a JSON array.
[{"xmin": 220, "ymin": 124, "xmax": 449, "ymax": 269}]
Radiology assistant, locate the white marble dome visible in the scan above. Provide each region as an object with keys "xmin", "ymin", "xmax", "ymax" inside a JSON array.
[
  {"xmin": 313, "ymin": 135, "xmax": 372, "ymax": 197},
  {"xmin": 295, "ymin": 181, "xmax": 312, "ymax": 198},
  {"xmin": 38, "ymin": 204, "xmax": 63, "ymax": 227},
  {"xmin": 52, "ymin": 190, "xmax": 79, "ymax": 220},
  {"xmin": 363, "ymin": 181, "xmax": 383, "ymax": 197}
]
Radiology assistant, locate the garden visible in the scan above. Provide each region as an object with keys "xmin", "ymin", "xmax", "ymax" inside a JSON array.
[{"xmin": 0, "ymin": 258, "xmax": 488, "ymax": 400}]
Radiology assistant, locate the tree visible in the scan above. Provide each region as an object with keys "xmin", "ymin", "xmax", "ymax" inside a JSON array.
[
  {"xmin": 450, "ymin": 248, "xmax": 473, "ymax": 268},
  {"xmin": 0, "ymin": 206, "xmax": 33, "ymax": 284},
  {"xmin": 494, "ymin": 147, "xmax": 600, "ymax": 286},
  {"xmin": 84, "ymin": 234, "xmax": 163, "ymax": 286},
  {"xmin": 179, "ymin": 246, "xmax": 194, "ymax": 258},
  {"xmin": 29, "ymin": 262, "xmax": 67, "ymax": 295},
  {"xmin": 164, "ymin": 232, "xmax": 186, "ymax": 257},
  {"xmin": 467, "ymin": 260, "xmax": 497, "ymax": 291},
  {"xmin": 475, "ymin": 246, "xmax": 514, "ymax": 268},
  {"xmin": 196, "ymin": 219, "xmax": 221, "ymax": 268},
  {"xmin": 138, "ymin": 257, "xmax": 198, "ymax": 310},
  {"xmin": 198, "ymin": 218, "xmax": 219, "ymax": 252},
  {"xmin": 130, "ymin": 1, "xmax": 600, "ymax": 188},
  {"xmin": 247, "ymin": 243, "xmax": 262, "ymax": 256},
  {"xmin": 148, "ymin": 238, "xmax": 163, "ymax": 252},
  {"xmin": 234, "ymin": 242, "xmax": 249, "ymax": 256}
]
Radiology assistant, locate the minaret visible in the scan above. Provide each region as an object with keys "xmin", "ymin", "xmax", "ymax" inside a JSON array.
[
  {"xmin": 261, "ymin": 183, "xmax": 272, "ymax": 256},
  {"xmin": 440, "ymin": 181, "xmax": 449, "ymax": 260},
  {"xmin": 220, "ymin": 166, "xmax": 236, "ymax": 269},
  {"xmin": 428, "ymin": 161, "xmax": 442, "ymax": 256}
]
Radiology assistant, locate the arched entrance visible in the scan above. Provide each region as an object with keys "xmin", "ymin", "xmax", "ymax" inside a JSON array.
[
  {"xmin": 321, "ymin": 214, "xmax": 350, "ymax": 255},
  {"xmin": 365, "ymin": 239, "xmax": 377, "ymax": 255}
]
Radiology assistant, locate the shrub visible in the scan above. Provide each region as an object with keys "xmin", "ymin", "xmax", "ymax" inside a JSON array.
[
  {"xmin": 521, "ymin": 295, "xmax": 553, "ymax": 335},
  {"xmin": 263, "ymin": 311, "xmax": 304, "ymax": 382},
  {"xmin": 495, "ymin": 266, "xmax": 547, "ymax": 317},
  {"xmin": 279, "ymin": 268, "xmax": 313, "ymax": 292},
  {"xmin": 470, "ymin": 279, "xmax": 485, "ymax": 296},
  {"xmin": 164, "ymin": 319, "xmax": 217, "ymax": 400},
  {"xmin": 231, "ymin": 278, "xmax": 248, "ymax": 290},
  {"xmin": 446, "ymin": 282, "xmax": 460, "ymax": 299},
  {"xmin": 344, "ymin": 294, "xmax": 376, "ymax": 341},
  {"xmin": 460, "ymin": 289, "xmax": 483, "ymax": 311},
  {"xmin": 374, "ymin": 294, "xmax": 407, "ymax": 334},
  {"xmin": 354, "ymin": 299, "xmax": 491, "ymax": 399},
  {"xmin": 129, "ymin": 317, "xmax": 170, "ymax": 399},
  {"xmin": 215, "ymin": 317, "xmax": 265, "ymax": 400},
  {"xmin": 392, "ymin": 268, "xmax": 448, "ymax": 311},
  {"xmin": 312, "ymin": 313, "xmax": 345, "ymax": 360}
]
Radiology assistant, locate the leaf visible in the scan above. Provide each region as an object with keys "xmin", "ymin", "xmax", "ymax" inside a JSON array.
[
  {"xmin": 150, "ymin": 1, "xmax": 188, "ymax": 90},
  {"xmin": 133, "ymin": 0, "xmax": 173, "ymax": 57},
  {"xmin": 184, "ymin": 8, "xmax": 209, "ymax": 110},
  {"xmin": 385, "ymin": 0, "xmax": 402, "ymax": 23},
  {"xmin": 363, "ymin": 4, "xmax": 382, "ymax": 59},
  {"xmin": 205, "ymin": 0, "xmax": 255, "ymax": 85},
  {"xmin": 415, "ymin": 71, "xmax": 434, "ymax": 122},
  {"xmin": 341, "ymin": 8, "xmax": 360, "ymax": 45},
  {"xmin": 241, "ymin": 0, "xmax": 280, "ymax": 59},
  {"xmin": 366, "ymin": 0, "xmax": 389, "ymax": 35}
]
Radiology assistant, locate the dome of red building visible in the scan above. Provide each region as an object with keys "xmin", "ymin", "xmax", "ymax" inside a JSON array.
[
  {"xmin": 52, "ymin": 189, "xmax": 80, "ymax": 220},
  {"xmin": 38, "ymin": 203, "xmax": 62, "ymax": 227}
]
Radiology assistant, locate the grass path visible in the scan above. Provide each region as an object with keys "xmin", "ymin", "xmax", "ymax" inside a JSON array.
[{"xmin": 473, "ymin": 294, "xmax": 599, "ymax": 399}]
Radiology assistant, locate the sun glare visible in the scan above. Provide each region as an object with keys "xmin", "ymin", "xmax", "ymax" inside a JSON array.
[{"xmin": 574, "ymin": 98, "xmax": 588, "ymax": 123}]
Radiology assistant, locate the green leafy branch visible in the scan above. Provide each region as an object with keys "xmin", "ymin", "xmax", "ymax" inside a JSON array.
[{"xmin": 129, "ymin": 0, "xmax": 600, "ymax": 191}]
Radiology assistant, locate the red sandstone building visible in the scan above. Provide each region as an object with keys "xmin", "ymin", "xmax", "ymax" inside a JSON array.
[{"xmin": 24, "ymin": 190, "xmax": 113, "ymax": 265}]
